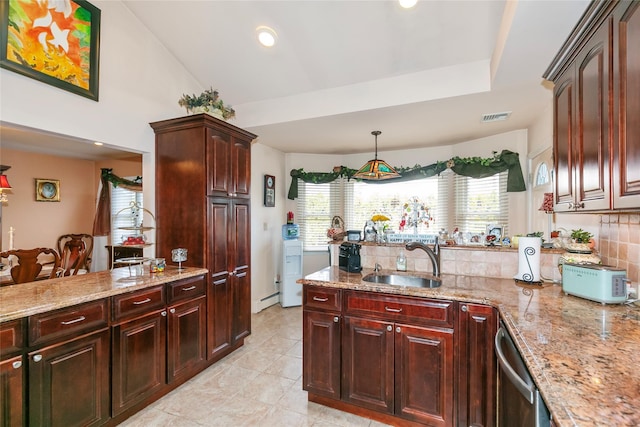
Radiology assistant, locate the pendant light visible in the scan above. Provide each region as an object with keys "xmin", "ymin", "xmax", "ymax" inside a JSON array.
[{"xmin": 353, "ymin": 131, "xmax": 401, "ymax": 180}]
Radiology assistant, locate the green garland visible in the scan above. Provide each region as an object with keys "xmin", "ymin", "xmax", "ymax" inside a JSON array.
[
  {"xmin": 288, "ymin": 150, "xmax": 525, "ymax": 200},
  {"xmin": 100, "ymin": 168, "xmax": 142, "ymax": 189}
]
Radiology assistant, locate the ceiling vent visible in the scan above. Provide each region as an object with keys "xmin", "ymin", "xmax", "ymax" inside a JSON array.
[{"xmin": 481, "ymin": 111, "xmax": 512, "ymax": 123}]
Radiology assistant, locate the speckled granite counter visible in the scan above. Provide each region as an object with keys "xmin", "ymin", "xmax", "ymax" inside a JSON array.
[
  {"xmin": 0, "ymin": 266, "xmax": 209, "ymax": 322},
  {"xmin": 299, "ymin": 267, "xmax": 640, "ymax": 427}
]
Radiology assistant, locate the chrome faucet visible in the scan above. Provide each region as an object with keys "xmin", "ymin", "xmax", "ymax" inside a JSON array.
[
  {"xmin": 373, "ymin": 263, "xmax": 382, "ymax": 273},
  {"xmin": 405, "ymin": 238, "xmax": 440, "ymax": 277}
]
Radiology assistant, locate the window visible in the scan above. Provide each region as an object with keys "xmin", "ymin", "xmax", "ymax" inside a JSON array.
[
  {"xmin": 296, "ymin": 180, "xmax": 341, "ymax": 251},
  {"xmin": 453, "ymin": 171, "xmax": 508, "ymax": 236},
  {"xmin": 111, "ymin": 181, "xmax": 143, "ymax": 245},
  {"xmin": 344, "ymin": 176, "xmax": 444, "ymax": 234},
  {"xmin": 535, "ymin": 162, "xmax": 550, "ymax": 186},
  {"xmin": 295, "ymin": 170, "xmax": 510, "ymax": 249}
]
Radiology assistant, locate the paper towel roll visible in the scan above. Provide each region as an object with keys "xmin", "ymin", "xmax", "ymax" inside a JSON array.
[{"xmin": 515, "ymin": 237, "xmax": 541, "ymax": 282}]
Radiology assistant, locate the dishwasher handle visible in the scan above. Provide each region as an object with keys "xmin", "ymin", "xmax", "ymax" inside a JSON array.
[{"xmin": 495, "ymin": 327, "xmax": 535, "ymax": 404}]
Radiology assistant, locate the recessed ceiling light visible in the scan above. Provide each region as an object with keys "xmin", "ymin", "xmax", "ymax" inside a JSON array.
[
  {"xmin": 94, "ymin": 142, "xmax": 103, "ymax": 146},
  {"xmin": 256, "ymin": 26, "xmax": 277, "ymax": 47},
  {"xmin": 399, "ymin": 0, "xmax": 418, "ymax": 9}
]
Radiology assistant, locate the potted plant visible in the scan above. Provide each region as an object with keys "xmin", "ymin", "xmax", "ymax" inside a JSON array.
[
  {"xmin": 564, "ymin": 228, "xmax": 596, "ymax": 253},
  {"xmin": 178, "ymin": 87, "xmax": 236, "ymax": 120}
]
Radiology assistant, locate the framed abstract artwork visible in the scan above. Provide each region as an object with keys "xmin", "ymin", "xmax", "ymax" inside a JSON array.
[{"xmin": 0, "ymin": 0, "xmax": 101, "ymax": 101}]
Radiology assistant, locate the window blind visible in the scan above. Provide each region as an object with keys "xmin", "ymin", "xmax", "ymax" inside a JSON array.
[
  {"xmin": 453, "ymin": 171, "xmax": 508, "ymax": 236},
  {"xmin": 296, "ymin": 179, "xmax": 341, "ymax": 251}
]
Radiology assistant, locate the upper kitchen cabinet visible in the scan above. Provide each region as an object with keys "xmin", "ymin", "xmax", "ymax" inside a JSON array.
[
  {"xmin": 544, "ymin": 0, "xmax": 640, "ymax": 212},
  {"xmin": 612, "ymin": 1, "xmax": 640, "ymax": 209}
]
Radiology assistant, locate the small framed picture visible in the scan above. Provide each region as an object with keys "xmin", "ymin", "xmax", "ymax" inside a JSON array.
[
  {"xmin": 264, "ymin": 175, "xmax": 275, "ymax": 207},
  {"xmin": 486, "ymin": 224, "xmax": 503, "ymax": 245},
  {"xmin": 35, "ymin": 179, "xmax": 60, "ymax": 202}
]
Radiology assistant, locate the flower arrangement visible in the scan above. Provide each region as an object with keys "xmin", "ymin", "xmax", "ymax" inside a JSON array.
[
  {"xmin": 371, "ymin": 214, "xmax": 390, "ymax": 222},
  {"xmin": 178, "ymin": 87, "xmax": 236, "ymax": 120}
]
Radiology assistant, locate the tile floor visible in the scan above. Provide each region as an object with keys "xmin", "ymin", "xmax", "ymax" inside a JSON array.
[{"xmin": 118, "ymin": 304, "xmax": 390, "ymax": 426}]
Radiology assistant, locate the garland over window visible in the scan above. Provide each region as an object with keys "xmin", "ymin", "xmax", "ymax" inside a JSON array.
[
  {"xmin": 92, "ymin": 168, "xmax": 143, "ymax": 236},
  {"xmin": 288, "ymin": 150, "xmax": 525, "ymax": 200}
]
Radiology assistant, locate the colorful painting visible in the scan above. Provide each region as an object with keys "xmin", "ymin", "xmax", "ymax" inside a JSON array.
[{"xmin": 0, "ymin": 0, "xmax": 100, "ymax": 100}]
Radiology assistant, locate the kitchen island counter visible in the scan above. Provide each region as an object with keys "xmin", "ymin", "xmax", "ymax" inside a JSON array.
[
  {"xmin": 0, "ymin": 266, "xmax": 209, "ymax": 322},
  {"xmin": 299, "ymin": 267, "xmax": 640, "ymax": 427}
]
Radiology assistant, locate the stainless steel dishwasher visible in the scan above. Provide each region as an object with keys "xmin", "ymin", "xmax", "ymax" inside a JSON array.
[{"xmin": 495, "ymin": 322, "xmax": 551, "ymax": 427}]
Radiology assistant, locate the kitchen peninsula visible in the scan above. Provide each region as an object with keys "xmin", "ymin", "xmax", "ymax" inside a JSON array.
[
  {"xmin": 0, "ymin": 266, "xmax": 215, "ymax": 426},
  {"xmin": 299, "ymin": 267, "xmax": 640, "ymax": 427}
]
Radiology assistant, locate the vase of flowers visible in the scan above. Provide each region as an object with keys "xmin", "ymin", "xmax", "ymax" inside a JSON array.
[{"xmin": 178, "ymin": 87, "xmax": 236, "ymax": 120}]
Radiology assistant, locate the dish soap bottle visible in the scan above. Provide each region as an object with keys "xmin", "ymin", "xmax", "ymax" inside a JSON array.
[{"xmin": 396, "ymin": 249, "xmax": 407, "ymax": 271}]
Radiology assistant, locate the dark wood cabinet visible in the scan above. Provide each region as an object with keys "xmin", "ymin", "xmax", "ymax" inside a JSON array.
[
  {"xmin": 302, "ymin": 286, "xmax": 342, "ymax": 400},
  {"xmin": 457, "ymin": 303, "xmax": 498, "ymax": 427},
  {"xmin": 167, "ymin": 296, "xmax": 207, "ymax": 383},
  {"xmin": 111, "ymin": 308, "xmax": 166, "ymax": 416},
  {"xmin": 152, "ymin": 115, "xmax": 256, "ymax": 363},
  {"xmin": 545, "ymin": 0, "xmax": 640, "ymax": 211},
  {"xmin": 0, "ymin": 318, "xmax": 25, "ymax": 427},
  {"xmin": 612, "ymin": 0, "xmax": 640, "ymax": 208},
  {"xmin": 28, "ymin": 330, "xmax": 110, "ymax": 426},
  {"xmin": 0, "ymin": 355, "xmax": 24, "ymax": 427}
]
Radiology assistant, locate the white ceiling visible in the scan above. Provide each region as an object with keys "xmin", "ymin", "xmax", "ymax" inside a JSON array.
[{"xmin": 1, "ymin": 0, "xmax": 590, "ymax": 159}]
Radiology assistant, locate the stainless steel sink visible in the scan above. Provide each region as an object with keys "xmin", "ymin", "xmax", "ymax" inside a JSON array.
[{"xmin": 362, "ymin": 273, "xmax": 441, "ymax": 288}]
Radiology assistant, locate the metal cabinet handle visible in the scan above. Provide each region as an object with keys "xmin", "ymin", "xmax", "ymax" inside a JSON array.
[
  {"xmin": 333, "ymin": 316, "xmax": 339, "ymax": 323},
  {"xmin": 312, "ymin": 296, "xmax": 328, "ymax": 302},
  {"xmin": 181, "ymin": 285, "xmax": 197, "ymax": 291},
  {"xmin": 386, "ymin": 325, "xmax": 393, "ymax": 332},
  {"xmin": 161, "ymin": 311, "xmax": 167, "ymax": 317},
  {"xmin": 228, "ymin": 271, "xmax": 236, "ymax": 277},
  {"xmin": 461, "ymin": 305, "xmax": 468, "ymax": 312},
  {"xmin": 576, "ymin": 202, "xmax": 585, "ymax": 209},
  {"xmin": 133, "ymin": 298, "xmax": 151, "ymax": 305},
  {"xmin": 61, "ymin": 316, "xmax": 86, "ymax": 325},
  {"xmin": 170, "ymin": 308, "xmax": 176, "ymax": 314},
  {"xmin": 384, "ymin": 306, "xmax": 402, "ymax": 313},
  {"xmin": 33, "ymin": 354, "xmax": 42, "ymax": 362},
  {"xmin": 494, "ymin": 328, "xmax": 535, "ymax": 404},
  {"xmin": 568, "ymin": 202, "xmax": 574, "ymax": 210},
  {"xmin": 395, "ymin": 326, "xmax": 401, "ymax": 333},
  {"xmin": 12, "ymin": 361, "xmax": 22, "ymax": 369}
]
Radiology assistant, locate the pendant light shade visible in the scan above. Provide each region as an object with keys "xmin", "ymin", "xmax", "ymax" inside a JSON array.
[
  {"xmin": 353, "ymin": 131, "xmax": 401, "ymax": 180},
  {"xmin": 0, "ymin": 165, "xmax": 11, "ymax": 189}
]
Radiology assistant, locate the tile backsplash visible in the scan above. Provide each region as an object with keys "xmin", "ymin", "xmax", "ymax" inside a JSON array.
[{"xmin": 599, "ymin": 214, "xmax": 639, "ymax": 285}]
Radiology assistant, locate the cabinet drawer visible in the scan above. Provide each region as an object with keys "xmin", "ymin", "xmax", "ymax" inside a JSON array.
[
  {"xmin": 29, "ymin": 299, "xmax": 109, "ymax": 346},
  {"xmin": 167, "ymin": 275, "xmax": 206, "ymax": 304},
  {"xmin": 113, "ymin": 286, "xmax": 166, "ymax": 322},
  {"xmin": 303, "ymin": 286, "xmax": 342, "ymax": 312},
  {"xmin": 344, "ymin": 291, "xmax": 454, "ymax": 328},
  {"xmin": 0, "ymin": 318, "xmax": 25, "ymax": 355}
]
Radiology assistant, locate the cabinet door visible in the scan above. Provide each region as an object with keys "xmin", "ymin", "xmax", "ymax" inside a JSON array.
[
  {"xmin": 303, "ymin": 310, "xmax": 341, "ymax": 399},
  {"xmin": 207, "ymin": 199, "xmax": 232, "ymax": 359},
  {"xmin": 231, "ymin": 137, "xmax": 251, "ymax": 198},
  {"xmin": 395, "ymin": 323, "xmax": 454, "ymax": 427},
  {"xmin": 0, "ymin": 355, "xmax": 24, "ymax": 427},
  {"xmin": 575, "ymin": 18, "xmax": 612, "ymax": 211},
  {"xmin": 232, "ymin": 200, "xmax": 251, "ymax": 342},
  {"xmin": 457, "ymin": 304, "xmax": 498, "ymax": 427},
  {"xmin": 111, "ymin": 311, "xmax": 166, "ymax": 416},
  {"xmin": 553, "ymin": 69, "xmax": 576, "ymax": 212},
  {"xmin": 28, "ymin": 330, "xmax": 110, "ymax": 427},
  {"xmin": 167, "ymin": 296, "xmax": 207, "ymax": 384},
  {"xmin": 613, "ymin": 0, "xmax": 640, "ymax": 209},
  {"xmin": 207, "ymin": 128, "xmax": 232, "ymax": 196},
  {"xmin": 342, "ymin": 316, "xmax": 394, "ymax": 414}
]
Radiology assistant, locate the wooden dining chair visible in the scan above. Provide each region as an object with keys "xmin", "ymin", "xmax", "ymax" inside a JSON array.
[
  {"xmin": 57, "ymin": 238, "xmax": 90, "ymax": 277},
  {"xmin": 0, "ymin": 248, "xmax": 60, "ymax": 284},
  {"xmin": 57, "ymin": 233, "xmax": 93, "ymax": 272}
]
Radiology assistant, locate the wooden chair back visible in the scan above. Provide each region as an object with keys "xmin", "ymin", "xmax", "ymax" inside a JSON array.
[
  {"xmin": 0, "ymin": 248, "xmax": 60, "ymax": 284},
  {"xmin": 58, "ymin": 239, "xmax": 89, "ymax": 277},
  {"xmin": 57, "ymin": 234, "xmax": 93, "ymax": 272}
]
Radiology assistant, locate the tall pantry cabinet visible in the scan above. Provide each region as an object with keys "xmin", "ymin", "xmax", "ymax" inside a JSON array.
[{"xmin": 151, "ymin": 114, "xmax": 257, "ymax": 361}]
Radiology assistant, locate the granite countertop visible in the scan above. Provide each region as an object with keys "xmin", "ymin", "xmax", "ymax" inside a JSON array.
[
  {"xmin": 299, "ymin": 267, "xmax": 640, "ymax": 427},
  {"xmin": 0, "ymin": 266, "xmax": 209, "ymax": 322}
]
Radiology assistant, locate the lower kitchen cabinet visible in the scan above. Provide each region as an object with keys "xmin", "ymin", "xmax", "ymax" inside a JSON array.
[
  {"xmin": 111, "ymin": 308, "xmax": 167, "ymax": 416},
  {"xmin": 0, "ymin": 354, "xmax": 24, "ymax": 427},
  {"xmin": 303, "ymin": 285, "xmax": 495, "ymax": 427},
  {"xmin": 167, "ymin": 295, "xmax": 207, "ymax": 383},
  {"xmin": 457, "ymin": 303, "xmax": 498, "ymax": 427},
  {"xmin": 28, "ymin": 330, "xmax": 110, "ymax": 427},
  {"xmin": 303, "ymin": 310, "xmax": 341, "ymax": 399}
]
